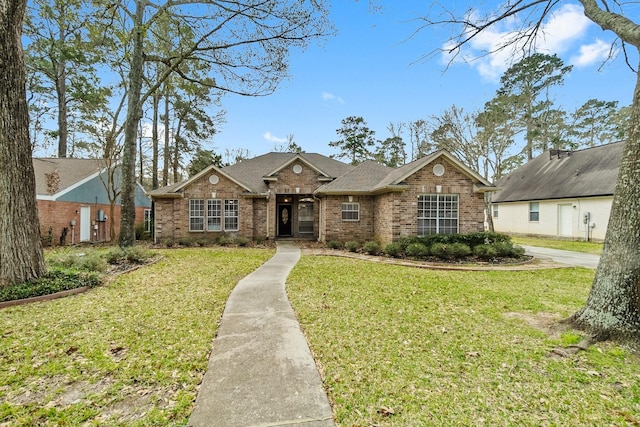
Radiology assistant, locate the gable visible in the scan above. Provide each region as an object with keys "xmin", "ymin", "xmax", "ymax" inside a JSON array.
[{"xmin": 372, "ymin": 150, "xmax": 494, "ymax": 193}]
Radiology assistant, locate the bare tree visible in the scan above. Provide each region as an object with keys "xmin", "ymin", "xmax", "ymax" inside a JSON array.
[
  {"xmin": 95, "ymin": 0, "xmax": 332, "ymax": 247},
  {"xmin": 421, "ymin": 0, "xmax": 640, "ymax": 341}
]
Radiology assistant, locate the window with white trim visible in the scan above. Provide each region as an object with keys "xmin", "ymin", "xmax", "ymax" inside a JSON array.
[
  {"xmin": 207, "ymin": 199, "xmax": 222, "ymax": 231},
  {"xmin": 529, "ymin": 202, "xmax": 540, "ymax": 222},
  {"xmin": 341, "ymin": 202, "xmax": 360, "ymax": 221},
  {"xmin": 492, "ymin": 204, "xmax": 498, "ymax": 218},
  {"xmin": 224, "ymin": 199, "xmax": 239, "ymax": 231},
  {"xmin": 144, "ymin": 209, "xmax": 152, "ymax": 232},
  {"xmin": 189, "ymin": 199, "xmax": 205, "ymax": 231},
  {"xmin": 417, "ymin": 194, "xmax": 459, "ymax": 235},
  {"xmin": 298, "ymin": 203, "xmax": 314, "ymax": 233}
]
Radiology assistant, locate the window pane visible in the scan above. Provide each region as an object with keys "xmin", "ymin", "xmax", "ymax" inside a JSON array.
[
  {"xmin": 298, "ymin": 203, "xmax": 314, "ymax": 233},
  {"xmin": 224, "ymin": 199, "xmax": 239, "ymax": 231},
  {"xmin": 417, "ymin": 194, "xmax": 458, "ymax": 235},
  {"xmin": 189, "ymin": 200, "xmax": 204, "ymax": 231},
  {"xmin": 207, "ymin": 199, "xmax": 222, "ymax": 231},
  {"xmin": 341, "ymin": 203, "xmax": 359, "ymax": 221}
]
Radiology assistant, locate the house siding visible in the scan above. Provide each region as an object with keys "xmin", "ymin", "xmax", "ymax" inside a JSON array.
[{"xmin": 493, "ymin": 196, "xmax": 612, "ymax": 241}]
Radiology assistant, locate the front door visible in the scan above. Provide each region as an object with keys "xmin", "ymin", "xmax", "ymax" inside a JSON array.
[{"xmin": 278, "ymin": 204, "xmax": 292, "ymax": 237}]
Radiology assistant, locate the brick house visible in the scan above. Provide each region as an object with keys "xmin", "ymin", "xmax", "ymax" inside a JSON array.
[
  {"xmin": 148, "ymin": 150, "xmax": 496, "ymax": 245},
  {"xmin": 34, "ymin": 158, "xmax": 151, "ymax": 246}
]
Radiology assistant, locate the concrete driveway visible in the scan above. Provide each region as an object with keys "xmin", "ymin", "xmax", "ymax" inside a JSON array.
[{"xmin": 521, "ymin": 245, "xmax": 601, "ymax": 269}]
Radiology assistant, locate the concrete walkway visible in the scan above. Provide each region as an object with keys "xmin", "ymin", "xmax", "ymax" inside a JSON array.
[
  {"xmin": 521, "ymin": 245, "xmax": 601, "ymax": 269},
  {"xmin": 188, "ymin": 242, "xmax": 335, "ymax": 427}
]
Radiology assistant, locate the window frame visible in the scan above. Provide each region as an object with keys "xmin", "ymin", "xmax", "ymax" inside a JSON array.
[
  {"xmin": 492, "ymin": 204, "xmax": 498, "ymax": 219},
  {"xmin": 224, "ymin": 199, "xmax": 239, "ymax": 231},
  {"xmin": 207, "ymin": 199, "xmax": 222, "ymax": 231},
  {"xmin": 341, "ymin": 202, "xmax": 360, "ymax": 221},
  {"xmin": 189, "ymin": 199, "xmax": 205, "ymax": 232},
  {"xmin": 297, "ymin": 202, "xmax": 314, "ymax": 234},
  {"xmin": 417, "ymin": 194, "xmax": 459, "ymax": 235},
  {"xmin": 143, "ymin": 209, "xmax": 152, "ymax": 233},
  {"xmin": 529, "ymin": 202, "xmax": 540, "ymax": 222}
]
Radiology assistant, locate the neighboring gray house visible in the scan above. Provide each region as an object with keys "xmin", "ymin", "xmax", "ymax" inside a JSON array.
[
  {"xmin": 34, "ymin": 158, "xmax": 151, "ymax": 245},
  {"xmin": 492, "ymin": 142, "xmax": 623, "ymax": 241},
  {"xmin": 149, "ymin": 150, "xmax": 496, "ymax": 245}
]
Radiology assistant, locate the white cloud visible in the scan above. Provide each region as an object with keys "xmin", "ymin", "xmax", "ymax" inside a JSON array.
[
  {"xmin": 263, "ymin": 131, "xmax": 287, "ymax": 143},
  {"xmin": 445, "ymin": 3, "xmax": 594, "ymax": 81},
  {"xmin": 322, "ymin": 92, "xmax": 345, "ymax": 104},
  {"xmin": 571, "ymin": 39, "xmax": 611, "ymax": 67}
]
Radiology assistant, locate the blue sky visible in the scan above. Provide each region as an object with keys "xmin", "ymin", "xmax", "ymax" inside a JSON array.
[{"xmin": 213, "ymin": 0, "xmax": 636, "ymax": 159}]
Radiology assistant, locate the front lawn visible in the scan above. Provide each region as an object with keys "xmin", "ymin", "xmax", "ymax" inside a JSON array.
[
  {"xmin": 511, "ymin": 236, "xmax": 603, "ymax": 254},
  {"xmin": 288, "ymin": 256, "xmax": 639, "ymax": 426},
  {"xmin": 0, "ymin": 248, "xmax": 273, "ymax": 426}
]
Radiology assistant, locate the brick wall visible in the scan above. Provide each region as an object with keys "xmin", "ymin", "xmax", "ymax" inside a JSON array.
[
  {"xmin": 323, "ymin": 195, "xmax": 375, "ymax": 243},
  {"xmin": 154, "ymin": 171, "xmax": 259, "ymax": 244},
  {"xmin": 37, "ymin": 200, "xmax": 147, "ymax": 246},
  {"xmin": 340, "ymin": 157, "xmax": 485, "ymax": 245}
]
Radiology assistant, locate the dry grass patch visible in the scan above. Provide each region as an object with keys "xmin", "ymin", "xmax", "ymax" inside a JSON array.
[
  {"xmin": 0, "ymin": 247, "xmax": 273, "ymax": 426},
  {"xmin": 287, "ymin": 256, "xmax": 640, "ymax": 426}
]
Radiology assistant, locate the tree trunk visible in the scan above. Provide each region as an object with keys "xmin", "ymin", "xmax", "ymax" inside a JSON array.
[
  {"xmin": 56, "ymin": 28, "xmax": 67, "ymax": 158},
  {"xmin": 152, "ymin": 92, "xmax": 159, "ymax": 189},
  {"xmin": 0, "ymin": 0, "xmax": 47, "ymax": 285},
  {"xmin": 162, "ymin": 93, "xmax": 169, "ymax": 186},
  {"xmin": 571, "ymin": 62, "xmax": 640, "ymax": 341},
  {"xmin": 118, "ymin": 0, "xmax": 145, "ymax": 248}
]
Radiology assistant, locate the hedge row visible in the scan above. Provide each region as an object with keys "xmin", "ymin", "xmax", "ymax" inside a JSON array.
[{"xmin": 328, "ymin": 232, "xmax": 525, "ymax": 261}]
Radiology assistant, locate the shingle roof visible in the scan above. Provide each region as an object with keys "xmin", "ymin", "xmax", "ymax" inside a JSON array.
[
  {"xmin": 33, "ymin": 158, "xmax": 104, "ymax": 196},
  {"xmin": 492, "ymin": 142, "xmax": 623, "ymax": 203},
  {"xmin": 315, "ymin": 160, "xmax": 394, "ymax": 194},
  {"xmin": 222, "ymin": 152, "xmax": 354, "ymax": 193}
]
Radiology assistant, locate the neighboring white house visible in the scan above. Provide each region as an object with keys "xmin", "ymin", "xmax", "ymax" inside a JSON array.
[{"xmin": 491, "ymin": 142, "xmax": 623, "ymax": 241}]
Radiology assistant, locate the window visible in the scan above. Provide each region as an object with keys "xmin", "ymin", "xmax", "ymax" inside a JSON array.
[
  {"xmin": 143, "ymin": 209, "xmax": 152, "ymax": 232},
  {"xmin": 417, "ymin": 194, "xmax": 459, "ymax": 235},
  {"xmin": 224, "ymin": 199, "xmax": 239, "ymax": 231},
  {"xmin": 207, "ymin": 199, "xmax": 222, "ymax": 231},
  {"xmin": 529, "ymin": 202, "xmax": 540, "ymax": 222},
  {"xmin": 189, "ymin": 199, "xmax": 205, "ymax": 231},
  {"xmin": 492, "ymin": 204, "xmax": 498, "ymax": 219},
  {"xmin": 298, "ymin": 203, "xmax": 314, "ymax": 233},
  {"xmin": 341, "ymin": 202, "xmax": 360, "ymax": 221}
]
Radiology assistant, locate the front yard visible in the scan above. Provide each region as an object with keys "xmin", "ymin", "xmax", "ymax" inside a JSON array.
[
  {"xmin": 1, "ymin": 246, "xmax": 638, "ymax": 426},
  {"xmin": 0, "ymin": 248, "xmax": 273, "ymax": 426},
  {"xmin": 288, "ymin": 257, "xmax": 640, "ymax": 426}
]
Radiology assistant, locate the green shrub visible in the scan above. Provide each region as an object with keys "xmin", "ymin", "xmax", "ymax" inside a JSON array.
[
  {"xmin": 345, "ymin": 241, "xmax": 360, "ymax": 252},
  {"xmin": 363, "ymin": 241, "xmax": 381, "ymax": 255},
  {"xmin": 327, "ymin": 240, "xmax": 344, "ymax": 250},
  {"xmin": 105, "ymin": 247, "xmax": 154, "ymax": 265},
  {"xmin": 396, "ymin": 237, "xmax": 415, "ymax": 252},
  {"xmin": 449, "ymin": 243, "xmax": 472, "ymax": 259},
  {"xmin": 236, "ymin": 236, "xmax": 250, "ymax": 247},
  {"xmin": 430, "ymin": 243, "xmax": 452, "ymax": 259},
  {"xmin": 0, "ymin": 270, "xmax": 103, "ymax": 303},
  {"xmin": 48, "ymin": 250, "xmax": 107, "ymax": 272},
  {"xmin": 405, "ymin": 243, "xmax": 429, "ymax": 259},
  {"xmin": 384, "ymin": 242, "xmax": 403, "ymax": 258},
  {"xmin": 216, "ymin": 235, "xmax": 233, "ymax": 246},
  {"xmin": 474, "ymin": 244, "xmax": 498, "ymax": 260},
  {"xmin": 492, "ymin": 241, "xmax": 525, "ymax": 258}
]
